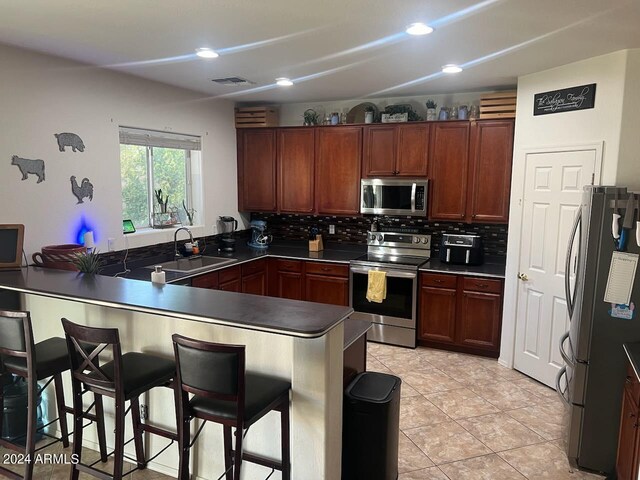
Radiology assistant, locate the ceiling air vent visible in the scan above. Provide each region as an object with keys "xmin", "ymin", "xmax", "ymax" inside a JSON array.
[{"xmin": 211, "ymin": 76, "xmax": 255, "ymax": 86}]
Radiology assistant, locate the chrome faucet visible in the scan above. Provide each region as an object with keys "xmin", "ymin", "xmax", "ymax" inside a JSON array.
[{"xmin": 174, "ymin": 227, "xmax": 194, "ymax": 258}]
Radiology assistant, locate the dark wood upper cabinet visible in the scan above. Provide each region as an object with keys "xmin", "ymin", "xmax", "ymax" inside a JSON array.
[
  {"xmin": 237, "ymin": 129, "xmax": 277, "ymax": 212},
  {"xmin": 396, "ymin": 124, "xmax": 429, "ymax": 177},
  {"xmin": 278, "ymin": 128, "xmax": 315, "ymax": 213},
  {"xmin": 467, "ymin": 120, "xmax": 514, "ymax": 223},
  {"xmin": 363, "ymin": 125, "xmax": 397, "ymax": 177},
  {"xmin": 315, "ymin": 127, "xmax": 362, "ymax": 215},
  {"xmin": 429, "ymin": 122, "xmax": 470, "ymax": 221},
  {"xmin": 363, "ymin": 124, "xmax": 429, "ymax": 177}
]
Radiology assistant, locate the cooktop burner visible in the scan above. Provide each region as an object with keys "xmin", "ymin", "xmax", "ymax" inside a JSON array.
[{"xmin": 352, "ymin": 254, "xmax": 429, "ymax": 269}]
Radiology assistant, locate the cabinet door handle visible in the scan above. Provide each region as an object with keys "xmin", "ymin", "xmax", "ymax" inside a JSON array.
[
  {"xmin": 627, "ymin": 376, "xmax": 634, "ymax": 384},
  {"xmin": 434, "ymin": 279, "xmax": 443, "ymax": 283},
  {"xmin": 476, "ymin": 283, "xmax": 488, "ymax": 288},
  {"xmin": 630, "ymin": 412, "xmax": 636, "ymax": 418},
  {"xmin": 321, "ymin": 267, "xmax": 331, "ymax": 272}
]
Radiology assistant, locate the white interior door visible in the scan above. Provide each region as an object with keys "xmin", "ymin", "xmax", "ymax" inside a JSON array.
[{"xmin": 513, "ymin": 147, "xmax": 598, "ymax": 387}]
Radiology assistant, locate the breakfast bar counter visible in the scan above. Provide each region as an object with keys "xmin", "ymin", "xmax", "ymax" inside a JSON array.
[{"xmin": 0, "ymin": 267, "xmax": 349, "ymax": 479}]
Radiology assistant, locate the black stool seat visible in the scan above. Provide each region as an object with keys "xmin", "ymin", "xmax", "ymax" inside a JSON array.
[
  {"xmin": 3, "ymin": 337, "xmax": 69, "ymax": 379},
  {"xmin": 190, "ymin": 373, "xmax": 290, "ymax": 425},
  {"xmin": 89, "ymin": 352, "xmax": 175, "ymax": 400}
]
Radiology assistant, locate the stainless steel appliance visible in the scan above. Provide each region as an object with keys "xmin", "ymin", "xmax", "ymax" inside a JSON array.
[
  {"xmin": 350, "ymin": 230, "xmax": 431, "ymax": 348},
  {"xmin": 361, "ymin": 179, "xmax": 428, "ymax": 217},
  {"xmin": 558, "ymin": 186, "xmax": 640, "ymax": 475},
  {"xmin": 439, "ymin": 233, "xmax": 484, "ymax": 265}
]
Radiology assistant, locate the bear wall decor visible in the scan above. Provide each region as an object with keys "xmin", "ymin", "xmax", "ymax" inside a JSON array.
[
  {"xmin": 11, "ymin": 155, "xmax": 45, "ymax": 183},
  {"xmin": 55, "ymin": 133, "xmax": 85, "ymax": 152}
]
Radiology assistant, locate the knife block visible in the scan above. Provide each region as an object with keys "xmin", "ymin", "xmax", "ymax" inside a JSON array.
[{"xmin": 309, "ymin": 235, "xmax": 324, "ymax": 252}]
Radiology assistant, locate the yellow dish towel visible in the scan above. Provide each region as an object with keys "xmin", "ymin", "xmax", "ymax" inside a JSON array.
[{"xmin": 366, "ymin": 270, "xmax": 387, "ymax": 303}]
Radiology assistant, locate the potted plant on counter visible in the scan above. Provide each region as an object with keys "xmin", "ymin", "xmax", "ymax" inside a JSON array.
[
  {"xmin": 73, "ymin": 250, "xmax": 104, "ymax": 274},
  {"xmin": 426, "ymin": 99, "xmax": 437, "ymax": 121}
]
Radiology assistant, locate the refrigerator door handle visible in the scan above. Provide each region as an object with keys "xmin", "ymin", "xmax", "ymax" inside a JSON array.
[
  {"xmin": 565, "ymin": 208, "xmax": 582, "ymax": 319},
  {"xmin": 556, "ymin": 366, "xmax": 571, "ymax": 406},
  {"xmin": 559, "ymin": 331, "xmax": 574, "ymax": 367}
]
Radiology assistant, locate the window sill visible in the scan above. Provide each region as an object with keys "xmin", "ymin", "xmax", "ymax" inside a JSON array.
[{"xmin": 121, "ymin": 225, "xmax": 208, "ymax": 251}]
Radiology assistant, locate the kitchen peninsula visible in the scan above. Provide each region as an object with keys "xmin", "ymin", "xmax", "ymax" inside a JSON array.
[{"xmin": 0, "ymin": 266, "xmax": 351, "ymax": 479}]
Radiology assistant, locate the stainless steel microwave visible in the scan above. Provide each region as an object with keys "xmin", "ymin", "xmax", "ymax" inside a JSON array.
[{"xmin": 360, "ymin": 178, "xmax": 428, "ymax": 216}]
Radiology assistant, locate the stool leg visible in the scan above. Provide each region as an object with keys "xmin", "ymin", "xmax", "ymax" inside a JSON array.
[
  {"xmin": 177, "ymin": 391, "xmax": 191, "ymax": 480},
  {"xmin": 233, "ymin": 426, "xmax": 243, "ymax": 480},
  {"xmin": 113, "ymin": 396, "xmax": 126, "ymax": 480},
  {"xmin": 223, "ymin": 426, "xmax": 233, "ymax": 480},
  {"xmin": 94, "ymin": 393, "xmax": 108, "ymax": 462},
  {"xmin": 53, "ymin": 373, "xmax": 69, "ymax": 448},
  {"xmin": 69, "ymin": 386, "xmax": 84, "ymax": 480},
  {"xmin": 280, "ymin": 400, "xmax": 290, "ymax": 480},
  {"xmin": 23, "ymin": 376, "xmax": 38, "ymax": 480},
  {"xmin": 130, "ymin": 396, "xmax": 146, "ymax": 469}
]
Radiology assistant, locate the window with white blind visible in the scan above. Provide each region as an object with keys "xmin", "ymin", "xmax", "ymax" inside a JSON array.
[{"xmin": 119, "ymin": 127, "xmax": 202, "ymax": 229}]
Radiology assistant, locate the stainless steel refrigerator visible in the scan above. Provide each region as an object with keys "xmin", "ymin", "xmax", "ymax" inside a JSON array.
[{"xmin": 558, "ymin": 185, "xmax": 640, "ymax": 475}]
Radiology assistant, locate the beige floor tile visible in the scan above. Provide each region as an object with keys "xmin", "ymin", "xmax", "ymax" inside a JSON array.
[
  {"xmin": 400, "ymin": 381, "xmax": 421, "ymax": 398},
  {"xmin": 426, "ymin": 388, "xmax": 499, "ymax": 420},
  {"xmin": 498, "ymin": 441, "xmax": 604, "ymax": 479},
  {"xmin": 437, "ymin": 363, "xmax": 499, "ymax": 386},
  {"xmin": 469, "ymin": 380, "xmax": 541, "ymax": 410},
  {"xmin": 367, "ymin": 357, "xmax": 394, "ymax": 374},
  {"xmin": 399, "ymin": 369, "xmax": 463, "ymax": 395},
  {"xmin": 378, "ymin": 352, "xmax": 431, "ymax": 374},
  {"xmin": 398, "ymin": 431, "xmax": 434, "ymax": 473},
  {"xmin": 404, "ymin": 420, "xmax": 491, "ymax": 465},
  {"xmin": 439, "ymin": 453, "xmax": 527, "ymax": 479},
  {"xmin": 514, "ymin": 377, "xmax": 561, "ymax": 401},
  {"xmin": 474, "ymin": 360, "xmax": 528, "ymax": 381},
  {"xmin": 457, "ymin": 412, "xmax": 545, "ymax": 452},
  {"xmin": 506, "ymin": 401, "xmax": 567, "ymax": 440},
  {"xmin": 399, "ymin": 466, "xmax": 449, "ymax": 479},
  {"xmin": 400, "ymin": 395, "xmax": 450, "ymax": 430},
  {"xmin": 367, "ymin": 341, "xmax": 404, "ymax": 357},
  {"xmin": 131, "ymin": 467, "xmax": 176, "ymax": 479}
]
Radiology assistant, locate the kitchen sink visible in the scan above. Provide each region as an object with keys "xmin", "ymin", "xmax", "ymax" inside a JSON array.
[{"xmin": 145, "ymin": 256, "xmax": 237, "ymax": 273}]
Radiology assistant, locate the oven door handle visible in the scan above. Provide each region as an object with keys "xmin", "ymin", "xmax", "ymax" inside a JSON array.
[
  {"xmin": 350, "ymin": 267, "xmax": 417, "ymax": 279},
  {"xmin": 411, "ymin": 183, "xmax": 417, "ymax": 212}
]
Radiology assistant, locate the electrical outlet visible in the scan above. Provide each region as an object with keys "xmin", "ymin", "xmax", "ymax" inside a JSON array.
[
  {"xmin": 140, "ymin": 404, "xmax": 148, "ymax": 420},
  {"xmin": 329, "ymin": 225, "xmax": 335, "ymax": 235},
  {"xmin": 108, "ymin": 238, "xmax": 115, "ymax": 251}
]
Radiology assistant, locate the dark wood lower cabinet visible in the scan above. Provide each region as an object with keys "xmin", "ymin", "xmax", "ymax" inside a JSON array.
[
  {"xmin": 617, "ymin": 361, "xmax": 640, "ymax": 480},
  {"xmin": 418, "ymin": 273, "xmax": 503, "ymax": 357},
  {"xmin": 305, "ymin": 274, "xmax": 349, "ymax": 306},
  {"xmin": 419, "ymin": 286, "xmax": 456, "ymax": 344},
  {"xmin": 276, "ymin": 271, "xmax": 304, "ymax": 300},
  {"xmin": 219, "ymin": 279, "xmax": 241, "ymax": 292},
  {"xmin": 458, "ymin": 290, "xmax": 502, "ymax": 349}
]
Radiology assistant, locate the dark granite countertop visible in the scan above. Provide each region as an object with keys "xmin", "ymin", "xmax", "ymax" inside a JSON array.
[
  {"xmin": 344, "ymin": 319, "xmax": 372, "ymax": 349},
  {"xmin": 0, "ymin": 267, "xmax": 353, "ymax": 338},
  {"xmin": 624, "ymin": 343, "xmax": 640, "ymax": 380},
  {"xmin": 101, "ymin": 241, "xmax": 506, "ymax": 282},
  {"xmin": 419, "ymin": 258, "xmax": 506, "ymax": 279}
]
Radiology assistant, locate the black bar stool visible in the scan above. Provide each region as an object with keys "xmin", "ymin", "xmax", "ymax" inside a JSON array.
[
  {"xmin": 0, "ymin": 310, "xmax": 107, "ymax": 480},
  {"xmin": 62, "ymin": 318, "xmax": 178, "ymax": 480},
  {"xmin": 172, "ymin": 334, "xmax": 291, "ymax": 480}
]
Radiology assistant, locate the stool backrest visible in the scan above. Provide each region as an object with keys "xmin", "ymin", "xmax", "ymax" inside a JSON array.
[
  {"xmin": 0, "ymin": 310, "xmax": 35, "ymax": 377},
  {"xmin": 61, "ymin": 318, "xmax": 122, "ymax": 397},
  {"xmin": 172, "ymin": 334, "xmax": 245, "ymax": 406}
]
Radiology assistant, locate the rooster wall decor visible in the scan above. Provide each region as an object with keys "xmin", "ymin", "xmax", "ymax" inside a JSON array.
[{"xmin": 70, "ymin": 175, "xmax": 94, "ymax": 204}]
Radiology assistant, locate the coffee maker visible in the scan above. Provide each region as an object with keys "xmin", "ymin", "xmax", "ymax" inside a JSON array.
[{"xmin": 218, "ymin": 216, "xmax": 238, "ymax": 252}]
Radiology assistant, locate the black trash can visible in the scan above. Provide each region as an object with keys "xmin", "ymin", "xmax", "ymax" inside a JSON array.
[
  {"xmin": 1, "ymin": 375, "xmax": 44, "ymax": 445},
  {"xmin": 342, "ymin": 371, "xmax": 401, "ymax": 480}
]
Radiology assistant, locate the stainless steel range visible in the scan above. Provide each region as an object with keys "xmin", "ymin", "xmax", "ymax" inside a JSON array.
[{"xmin": 349, "ymin": 230, "xmax": 431, "ymax": 348}]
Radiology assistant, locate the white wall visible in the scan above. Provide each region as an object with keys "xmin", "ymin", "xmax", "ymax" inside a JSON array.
[
  {"xmin": 500, "ymin": 49, "xmax": 633, "ymax": 367},
  {"xmin": 617, "ymin": 49, "xmax": 640, "ymax": 190},
  {"xmin": 272, "ymin": 90, "xmax": 506, "ymax": 126},
  {"xmin": 0, "ymin": 44, "xmax": 238, "ymax": 256}
]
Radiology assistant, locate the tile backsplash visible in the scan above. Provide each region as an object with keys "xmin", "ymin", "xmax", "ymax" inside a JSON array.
[{"xmin": 251, "ymin": 213, "xmax": 508, "ymax": 256}]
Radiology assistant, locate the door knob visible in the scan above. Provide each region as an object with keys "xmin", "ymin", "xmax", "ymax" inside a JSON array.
[{"xmin": 518, "ymin": 273, "xmax": 529, "ymax": 281}]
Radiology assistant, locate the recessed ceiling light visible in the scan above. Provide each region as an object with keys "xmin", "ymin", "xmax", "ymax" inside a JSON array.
[
  {"xmin": 195, "ymin": 48, "xmax": 219, "ymax": 59},
  {"xmin": 442, "ymin": 64, "xmax": 463, "ymax": 74},
  {"xmin": 276, "ymin": 77, "xmax": 294, "ymax": 87},
  {"xmin": 406, "ymin": 23, "xmax": 434, "ymax": 36}
]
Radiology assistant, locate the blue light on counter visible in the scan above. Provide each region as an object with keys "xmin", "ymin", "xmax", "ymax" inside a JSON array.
[{"xmin": 74, "ymin": 216, "xmax": 97, "ymax": 246}]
